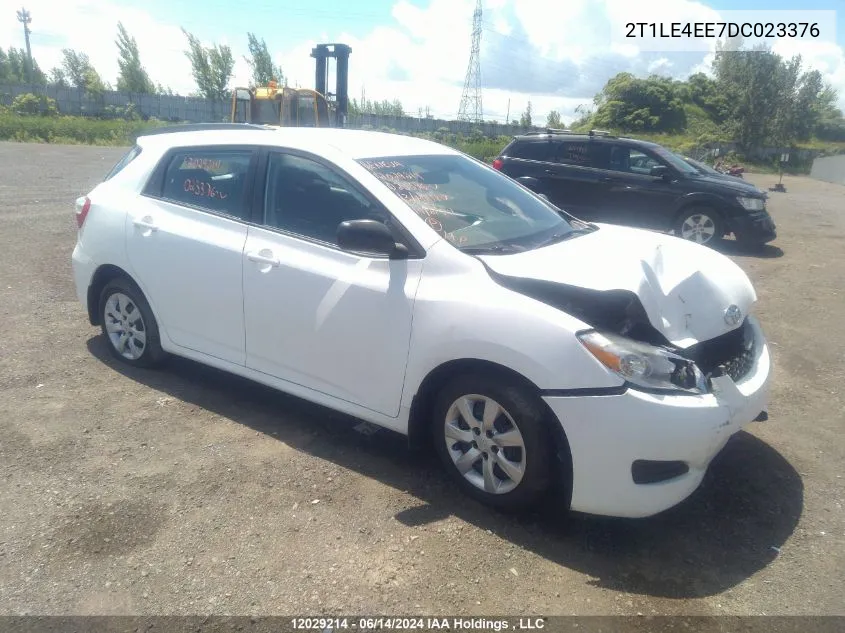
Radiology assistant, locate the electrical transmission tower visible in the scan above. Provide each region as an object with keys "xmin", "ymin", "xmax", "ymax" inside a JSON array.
[
  {"xmin": 457, "ymin": 0, "xmax": 483, "ymax": 123},
  {"xmin": 16, "ymin": 7, "xmax": 33, "ymax": 83}
]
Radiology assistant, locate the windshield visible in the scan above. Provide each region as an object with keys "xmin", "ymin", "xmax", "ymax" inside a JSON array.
[
  {"xmin": 253, "ymin": 99, "xmax": 281, "ymax": 125},
  {"xmin": 651, "ymin": 146, "xmax": 700, "ymax": 175},
  {"xmin": 685, "ymin": 157, "xmax": 720, "ymax": 176},
  {"xmin": 358, "ymin": 154, "xmax": 585, "ymax": 253}
]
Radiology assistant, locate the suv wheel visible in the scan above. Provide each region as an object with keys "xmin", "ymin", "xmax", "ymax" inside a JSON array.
[
  {"xmin": 99, "ymin": 277, "xmax": 167, "ymax": 368},
  {"xmin": 432, "ymin": 373, "xmax": 554, "ymax": 512},
  {"xmin": 675, "ymin": 207, "xmax": 723, "ymax": 246}
]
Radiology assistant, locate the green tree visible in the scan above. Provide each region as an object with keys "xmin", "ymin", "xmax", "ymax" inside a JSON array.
[
  {"xmin": 48, "ymin": 67, "xmax": 68, "ymax": 87},
  {"xmin": 545, "ymin": 110, "xmax": 563, "ymax": 128},
  {"xmin": 592, "ymin": 72, "xmax": 686, "ymax": 132},
  {"xmin": 60, "ymin": 49, "xmax": 105, "ymax": 93},
  {"xmin": 0, "ymin": 47, "xmax": 46, "ymax": 84},
  {"xmin": 182, "ymin": 28, "xmax": 235, "ymax": 105},
  {"xmin": 115, "ymin": 22, "xmax": 155, "ymax": 93},
  {"xmin": 519, "ymin": 101, "xmax": 532, "ymax": 128},
  {"xmin": 245, "ymin": 33, "xmax": 283, "ymax": 86}
]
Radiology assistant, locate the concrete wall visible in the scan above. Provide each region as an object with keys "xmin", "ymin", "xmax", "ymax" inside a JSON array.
[{"xmin": 810, "ymin": 154, "xmax": 845, "ymax": 186}]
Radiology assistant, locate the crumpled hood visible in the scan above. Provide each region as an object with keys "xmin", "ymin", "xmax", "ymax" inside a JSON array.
[{"xmin": 478, "ymin": 224, "xmax": 757, "ymax": 348}]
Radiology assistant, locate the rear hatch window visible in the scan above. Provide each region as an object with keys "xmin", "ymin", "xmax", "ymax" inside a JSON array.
[{"xmin": 104, "ymin": 145, "xmax": 142, "ymax": 181}]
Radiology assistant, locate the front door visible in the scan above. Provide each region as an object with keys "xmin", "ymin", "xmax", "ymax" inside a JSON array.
[
  {"xmin": 125, "ymin": 146, "xmax": 257, "ymax": 364},
  {"xmin": 242, "ymin": 150, "xmax": 422, "ymax": 417},
  {"xmin": 592, "ymin": 145, "xmax": 681, "ymax": 230}
]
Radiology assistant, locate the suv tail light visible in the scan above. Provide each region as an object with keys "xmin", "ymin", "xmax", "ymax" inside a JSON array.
[
  {"xmin": 75, "ymin": 196, "xmax": 91, "ymax": 228},
  {"xmin": 492, "ymin": 158, "xmax": 503, "ymax": 170}
]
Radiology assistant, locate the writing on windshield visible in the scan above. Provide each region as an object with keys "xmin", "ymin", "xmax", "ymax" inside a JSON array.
[{"xmin": 358, "ymin": 155, "xmax": 572, "ymax": 252}]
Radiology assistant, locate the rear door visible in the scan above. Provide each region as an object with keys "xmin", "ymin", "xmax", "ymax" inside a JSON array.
[
  {"xmin": 499, "ymin": 139, "xmax": 555, "ymax": 193},
  {"xmin": 539, "ymin": 139, "xmax": 609, "ymax": 220},
  {"xmin": 591, "ymin": 144, "xmax": 681, "ymax": 229},
  {"xmin": 127, "ymin": 145, "xmax": 258, "ymax": 365}
]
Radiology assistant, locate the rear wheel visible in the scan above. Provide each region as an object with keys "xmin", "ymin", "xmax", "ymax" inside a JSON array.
[
  {"xmin": 432, "ymin": 373, "xmax": 554, "ymax": 512},
  {"xmin": 98, "ymin": 277, "xmax": 167, "ymax": 368},
  {"xmin": 675, "ymin": 207, "xmax": 723, "ymax": 246}
]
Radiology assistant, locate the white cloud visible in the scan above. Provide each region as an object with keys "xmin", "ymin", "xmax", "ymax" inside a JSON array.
[{"xmin": 4, "ymin": 0, "xmax": 844, "ymax": 122}]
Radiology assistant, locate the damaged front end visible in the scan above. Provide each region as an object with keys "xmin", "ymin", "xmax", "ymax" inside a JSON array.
[{"xmin": 485, "ymin": 268, "xmax": 757, "ymax": 395}]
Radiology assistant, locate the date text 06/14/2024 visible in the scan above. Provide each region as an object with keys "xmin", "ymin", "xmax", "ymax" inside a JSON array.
[{"xmin": 290, "ymin": 617, "xmax": 548, "ymax": 630}]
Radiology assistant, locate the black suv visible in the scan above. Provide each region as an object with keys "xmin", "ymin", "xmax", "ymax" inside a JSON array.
[{"xmin": 492, "ymin": 130, "xmax": 777, "ymax": 247}]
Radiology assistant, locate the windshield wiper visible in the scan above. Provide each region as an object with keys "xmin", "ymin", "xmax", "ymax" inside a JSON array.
[
  {"xmin": 534, "ymin": 228, "xmax": 591, "ymax": 248},
  {"xmin": 461, "ymin": 244, "xmax": 523, "ymax": 255}
]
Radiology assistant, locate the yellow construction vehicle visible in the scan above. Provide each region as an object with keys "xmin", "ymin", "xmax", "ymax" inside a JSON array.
[
  {"xmin": 230, "ymin": 43, "xmax": 351, "ymax": 128},
  {"xmin": 230, "ymin": 82, "xmax": 331, "ymax": 127}
]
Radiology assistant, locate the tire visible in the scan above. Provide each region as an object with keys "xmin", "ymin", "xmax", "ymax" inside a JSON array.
[
  {"xmin": 674, "ymin": 207, "xmax": 723, "ymax": 246},
  {"xmin": 432, "ymin": 373, "xmax": 555, "ymax": 512},
  {"xmin": 98, "ymin": 277, "xmax": 167, "ymax": 368}
]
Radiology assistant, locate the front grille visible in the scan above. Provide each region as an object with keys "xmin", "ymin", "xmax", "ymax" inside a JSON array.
[{"xmin": 679, "ymin": 317, "xmax": 755, "ymax": 382}]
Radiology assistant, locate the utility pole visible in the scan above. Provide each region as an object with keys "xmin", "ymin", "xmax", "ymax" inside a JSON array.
[
  {"xmin": 16, "ymin": 6, "xmax": 33, "ymax": 83},
  {"xmin": 505, "ymin": 98, "xmax": 510, "ymax": 124}
]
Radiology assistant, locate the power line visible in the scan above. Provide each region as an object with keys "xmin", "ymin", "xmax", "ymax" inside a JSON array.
[{"xmin": 457, "ymin": 0, "xmax": 483, "ymax": 123}]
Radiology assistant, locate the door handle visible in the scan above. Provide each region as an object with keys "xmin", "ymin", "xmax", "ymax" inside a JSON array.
[
  {"xmin": 247, "ymin": 251, "xmax": 280, "ymax": 267},
  {"xmin": 132, "ymin": 217, "xmax": 158, "ymax": 231}
]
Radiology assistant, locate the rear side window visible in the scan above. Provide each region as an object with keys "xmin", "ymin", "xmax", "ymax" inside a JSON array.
[
  {"xmin": 157, "ymin": 149, "xmax": 254, "ymax": 219},
  {"xmin": 552, "ymin": 141, "xmax": 592, "ymax": 167},
  {"xmin": 104, "ymin": 145, "xmax": 142, "ymax": 181},
  {"xmin": 507, "ymin": 141, "xmax": 552, "ymax": 161}
]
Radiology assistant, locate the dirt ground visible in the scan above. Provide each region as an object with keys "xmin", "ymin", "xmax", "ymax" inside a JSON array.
[{"xmin": 0, "ymin": 142, "xmax": 842, "ymax": 618}]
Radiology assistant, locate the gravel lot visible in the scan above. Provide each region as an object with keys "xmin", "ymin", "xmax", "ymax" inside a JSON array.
[{"xmin": 0, "ymin": 141, "xmax": 842, "ymax": 617}]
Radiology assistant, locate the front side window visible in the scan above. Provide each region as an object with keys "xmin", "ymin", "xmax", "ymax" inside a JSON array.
[
  {"xmin": 605, "ymin": 146, "xmax": 664, "ymax": 175},
  {"xmin": 263, "ymin": 152, "xmax": 382, "ymax": 244},
  {"xmin": 358, "ymin": 154, "xmax": 589, "ymax": 254},
  {"xmin": 159, "ymin": 149, "xmax": 253, "ymax": 218}
]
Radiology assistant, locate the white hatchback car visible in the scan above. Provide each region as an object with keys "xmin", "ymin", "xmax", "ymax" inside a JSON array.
[{"xmin": 72, "ymin": 124, "xmax": 771, "ymax": 518}]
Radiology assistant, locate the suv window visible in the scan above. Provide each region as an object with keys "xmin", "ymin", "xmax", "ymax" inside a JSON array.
[
  {"xmin": 606, "ymin": 145, "xmax": 664, "ymax": 175},
  {"xmin": 104, "ymin": 145, "xmax": 142, "ymax": 181},
  {"xmin": 552, "ymin": 141, "xmax": 592, "ymax": 167},
  {"xmin": 508, "ymin": 141, "xmax": 551, "ymax": 161},
  {"xmin": 159, "ymin": 149, "xmax": 253, "ymax": 218},
  {"xmin": 263, "ymin": 152, "xmax": 382, "ymax": 245}
]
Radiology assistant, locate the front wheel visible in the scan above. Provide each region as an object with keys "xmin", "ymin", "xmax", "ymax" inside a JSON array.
[
  {"xmin": 432, "ymin": 374, "xmax": 555, "ymax": 512},
  {"xmin": 675, "ymin": 207, "xmax": 723, "ymax": 246}
]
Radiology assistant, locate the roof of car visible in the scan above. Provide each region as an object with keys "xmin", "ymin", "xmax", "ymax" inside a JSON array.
[
  {"xmin": 136, "ymin": 126, "xmax": 458, "ymax": 160},
  {"xmin": 511, "ymin": 132, "xmax": 661, "ymax": 148}
]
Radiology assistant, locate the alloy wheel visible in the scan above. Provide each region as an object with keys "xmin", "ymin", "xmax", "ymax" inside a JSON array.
[{"xmin": 443, "ymin": 394, "xmax": 527, "ymax": 495}]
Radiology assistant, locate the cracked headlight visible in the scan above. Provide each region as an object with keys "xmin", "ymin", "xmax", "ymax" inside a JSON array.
[
  {"xmin": 577, "ymin": 330, "xmax": 709, "ymax": 395},
  {"xmin": 737, "ymin": 196, "xmax": 765, "ymax": 211}
]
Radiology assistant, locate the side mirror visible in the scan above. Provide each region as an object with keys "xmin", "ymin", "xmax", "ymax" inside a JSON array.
[
  {"xmin": 650, "ymin": 165, "xmax": 670, "ymax": 180},
  {"xmin": 337, "ymin": 219, "xmax": 408, "ymax": 259}
]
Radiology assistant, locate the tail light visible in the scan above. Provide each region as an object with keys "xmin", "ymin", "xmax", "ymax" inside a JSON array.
[
  {"xmin": 492, "ymin": 158, "xmax": 503, "ymax": 170},
  {"xmin": 75, "ymin": 196, "xmax": 91, "ymax": 228}
]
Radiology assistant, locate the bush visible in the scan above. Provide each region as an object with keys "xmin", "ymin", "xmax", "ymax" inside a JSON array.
[{"xmin": 11, "ymin": 93, "xmax": 59, "ymax": 117}]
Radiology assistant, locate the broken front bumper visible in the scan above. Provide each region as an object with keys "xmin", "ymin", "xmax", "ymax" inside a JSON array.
[{"xmin": 544, "ymin": 316, "xmax": 771, "ymax": 519}]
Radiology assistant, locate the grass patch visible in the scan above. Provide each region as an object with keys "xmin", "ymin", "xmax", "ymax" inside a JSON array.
[{"xmin": 0, "ymin": 114, "xmax": 171, "ymax": 146}]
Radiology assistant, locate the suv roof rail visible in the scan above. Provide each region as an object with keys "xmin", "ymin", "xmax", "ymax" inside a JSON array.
[
  {"xmin": 138, "ymin": 122, "xmax": 273, "ymax": 137},
  {"xmin": 519, "ymin": 128, "xmax": 619, "ymax": 139}
]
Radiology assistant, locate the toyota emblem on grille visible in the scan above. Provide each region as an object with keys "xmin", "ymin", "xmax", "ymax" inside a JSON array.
[{"xmin": 724, "ymin": 304, "xmax": 742, "ymax": 325}]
